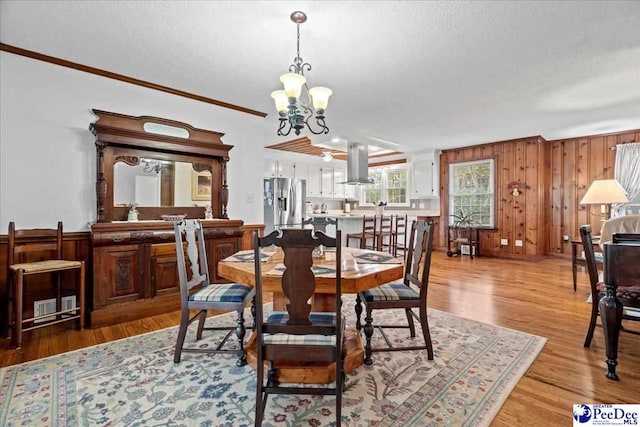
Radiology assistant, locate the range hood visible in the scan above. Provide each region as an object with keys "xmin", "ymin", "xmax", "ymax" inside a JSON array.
[{"xmin": 343, "ymin": 142, "xmax": 373, "ymax": 185}]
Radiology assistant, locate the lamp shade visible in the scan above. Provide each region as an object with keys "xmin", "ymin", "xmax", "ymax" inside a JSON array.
[
  {"xmin": 580, "ymin": 179, "xmax": 629, "ymax": 205},
  {"xmin": 280, "ymin": 73, "xmax": 306, "ymax": 99},
  {"xmin": 309, "ymin": 86, "xmax": 333, "ymax": 113},
  {"xmin": 270, "ymin": 90, "xmax": 288, "ymax": 114}
]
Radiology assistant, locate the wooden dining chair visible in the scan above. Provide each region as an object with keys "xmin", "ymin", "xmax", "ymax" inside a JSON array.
[
  {"xmin": 253, "ymin": 228, "xmax": 345, "ymax": 426},
  {"xmin": 580, "ymin": 225, "xmax": 640, "ymax": 349},
  {"xmin": 347, "ymin": 215, "xmax": 376, "ymax": 249},
  {"xmin": 6, "ymin": 221, "xmax": 85, "ymax": 349},
  {"xmin": 357, "ymin": 220, "xmax": 435, "ymax": 365},
  {"xmin": 173, "ymin": 219, "xmax": 255, "ymax": 366}
]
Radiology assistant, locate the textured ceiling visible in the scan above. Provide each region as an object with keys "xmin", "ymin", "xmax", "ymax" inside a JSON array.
[{"xmin": 2, "ymin": 1, "xmax": 639, "ymax": 154}]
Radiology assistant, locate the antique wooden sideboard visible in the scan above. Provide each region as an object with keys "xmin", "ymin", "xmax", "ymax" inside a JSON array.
[
  {"xmin": 88, "ymin": 110, "xmax": 244, "ymax": 327},
  {"xmin": 90, "ymin": 220, "xmax": 243, "ymax": 327}
]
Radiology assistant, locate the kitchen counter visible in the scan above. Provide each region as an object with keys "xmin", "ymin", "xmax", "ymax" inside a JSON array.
[{"xmin": 307, "ymin": 213, "xmax": 364, "ymax": 219}]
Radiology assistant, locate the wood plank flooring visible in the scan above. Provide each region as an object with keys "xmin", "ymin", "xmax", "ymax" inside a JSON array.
[{"xmin": 1, "ymin": 253, "xmax": 639, "ymax": 425}]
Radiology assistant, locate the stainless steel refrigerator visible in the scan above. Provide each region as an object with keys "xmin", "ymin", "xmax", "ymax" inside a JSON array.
[{"xmin": 263, "ymin": 178, "xmax": 307, "ymax": 234}]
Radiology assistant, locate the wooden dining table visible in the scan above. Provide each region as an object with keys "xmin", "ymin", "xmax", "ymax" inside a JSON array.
[{"xmin": 218, "ymin": 247, "xmax": 404, "ymax": 383}]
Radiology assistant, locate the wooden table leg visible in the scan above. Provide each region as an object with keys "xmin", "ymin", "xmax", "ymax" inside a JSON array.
[{"xmin": 598, "ymin": 285, "xmax": 623, "ymax": 380}]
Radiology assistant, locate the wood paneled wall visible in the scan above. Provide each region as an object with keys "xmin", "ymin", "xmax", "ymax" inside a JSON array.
[
  {"xmin": 548, "ymin": 130, "xmax": 640, "ymax": 256},
  {"xmin": 439, "ymin": 136, "xmax": 547, "ymax": 258},
  {"xmin": 438, "ymin": 129, "xmax": 640, "ymax": 259}
]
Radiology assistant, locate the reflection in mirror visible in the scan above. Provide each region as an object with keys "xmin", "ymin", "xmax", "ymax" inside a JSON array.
[{"xmin": 114, "ymin": 158, "xmax": 211, "ymax": 207}]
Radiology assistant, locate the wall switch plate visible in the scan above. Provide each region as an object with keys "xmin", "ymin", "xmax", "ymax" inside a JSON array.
[
  {"xmin": 500, "ymin": 239, "xmax": 508, "ymax": 246},
  {"xmin": 515, "ymin": 240, "xmax": 523, "ymax": 247},
  {"xmin": 246, "ymin": 193, "xmax": 254, "ymax": 203}
]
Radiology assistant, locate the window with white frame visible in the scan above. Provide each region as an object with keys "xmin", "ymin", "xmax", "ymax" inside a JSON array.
[
  {"xmin": 448, "ymin": 159, "xmax": 495, "ymax": 227},
  {"xmin": 361, "ymin": 165, "xmax": 409, "ymax": 206}
]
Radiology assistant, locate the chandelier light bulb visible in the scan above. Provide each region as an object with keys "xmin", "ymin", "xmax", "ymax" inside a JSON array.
[
  {"xmin": 309, "ymin": 87, "xmax": 333, "ymax": 113},
  {"xmin": 280, "ymin": 73, "xmax": 306, "ymax": 100},
  {"xmin": 271, "ymin": 90, "xmax": 288, "ymax": 115}
]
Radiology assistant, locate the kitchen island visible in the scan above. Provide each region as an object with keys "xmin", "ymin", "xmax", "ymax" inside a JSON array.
[
  {"xmin": 306, "ymin": 213, "xmax": 364, "ymax": 247},
  {"xmin": 307, "ymin": 210, "xmax": 441, "ymax": 248}
]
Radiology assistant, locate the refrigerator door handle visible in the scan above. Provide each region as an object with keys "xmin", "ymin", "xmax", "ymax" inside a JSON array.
[{"xmin": 289, "ymin": 184, "xmax": 296, "ymax": 221}]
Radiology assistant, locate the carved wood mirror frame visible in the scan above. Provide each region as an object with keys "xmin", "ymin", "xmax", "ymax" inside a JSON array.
[{"xmin": 89, "ymin": 109, "xmax": 233, "ymax": 222}]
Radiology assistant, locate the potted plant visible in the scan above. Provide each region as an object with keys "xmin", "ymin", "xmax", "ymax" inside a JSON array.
[
  {"xmin": 449, "ymin": 208, "xmax": 478, "ymax": 228},
  {"xmin": 373, "ymin": 201, "xmax": 387, "ymax": 215}
]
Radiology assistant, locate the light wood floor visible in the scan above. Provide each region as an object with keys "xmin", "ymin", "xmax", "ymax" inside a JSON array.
[{"xmin": 1, "ymin": 253, "xmax": 639, "ymax": 425}]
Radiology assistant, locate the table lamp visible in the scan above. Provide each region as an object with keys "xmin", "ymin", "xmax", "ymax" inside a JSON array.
[{"xmin": 579, "ymin": 179, "xmax": 629, "ymax": 232}]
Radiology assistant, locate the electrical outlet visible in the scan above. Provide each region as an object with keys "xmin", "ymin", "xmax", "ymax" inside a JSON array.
[
  {"xmin": 246, "ymin": 193, "xmax": 254, "ymax": 203},
  {"xmin": 500, "ymin": 239, "xmax": 508, "ymax": 246},
  {"xmin": 563, "ymin": 235, "xmax": 570, "ymax": 242},
  {"xmin": 515, "ymin": 240, "xmax": 523, "ymax": 247}
]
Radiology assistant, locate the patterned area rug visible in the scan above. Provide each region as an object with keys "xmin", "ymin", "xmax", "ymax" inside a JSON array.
[{"xmin": 0, "ymin": 299, "xmax": 545, "ymax": 426}]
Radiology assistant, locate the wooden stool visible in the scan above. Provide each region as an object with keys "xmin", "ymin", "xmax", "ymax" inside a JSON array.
[
  {"xmin": 375, "ymin": 215, "xmax": 394, "ymax": 253},
  {"xmin": 391, "ymin": 214, "xmax": 408, "ymax": 258},
  {"xmin": 347, "ymin": 216, "xmax": 377, "ymax": 249},
  {"xmin": 7, "ymin": 221, "xmax": 85, "ymax": 349}
]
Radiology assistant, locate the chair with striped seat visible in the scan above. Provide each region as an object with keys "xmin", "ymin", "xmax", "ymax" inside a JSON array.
[
  {"xmin": 253, "ymin": 228, "xmax": 344, "ymax": 427},
  {"xmin": 357, "ymin": 220, "xmax": 435, "ymax": 365},
  {"xmin": 173, "ymin": 219, "xmax": 255, "ymax": 366}
]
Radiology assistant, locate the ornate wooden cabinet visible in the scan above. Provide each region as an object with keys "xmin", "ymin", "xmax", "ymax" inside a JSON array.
[
  {"xmin": 90, "ymin": 221, "xmax": 242, "ymax": 327},
  {"xmin": 88, "ymin": 111, "xmax": 242, "ymax": 327}
]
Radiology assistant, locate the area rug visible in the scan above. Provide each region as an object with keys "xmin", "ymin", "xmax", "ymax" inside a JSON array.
[{"xmin": 0, "ymin": 299, "xmax": 546, "ymax": 426}]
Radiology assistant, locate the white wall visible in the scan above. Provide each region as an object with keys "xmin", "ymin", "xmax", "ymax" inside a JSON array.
[{"xmin": 0, "ymin": 52, "xmax": 268, "ymax": 231}]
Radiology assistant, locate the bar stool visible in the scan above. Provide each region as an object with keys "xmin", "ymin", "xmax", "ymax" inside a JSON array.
[
  {"xmin": 391, "ymin": 214, "xmax": 408, "ymax": 258},
  {"xmin": 6, "ymin": 221, "xmax": 85, "ymax": 348},
  {"xmin": 347, "ymin": 216, "xmax": 377, "ymax": 249},
  {"xmin": 375, "ymin": 215, "xmax": 394, "ymax": 253}
]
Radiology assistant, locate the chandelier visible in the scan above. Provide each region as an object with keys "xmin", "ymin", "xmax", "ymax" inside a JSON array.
[{"xmin": 271, "ymin": 11, "xmax": 332, "ymax": 136}]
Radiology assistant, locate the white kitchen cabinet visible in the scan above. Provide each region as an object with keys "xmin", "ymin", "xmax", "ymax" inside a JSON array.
[
  {"xmin": 294, "ymin": 162, "xmax": 308, "ymax": 181},
  {"xmin": 321, "ymin": 167, "xmax": 334, "ymax": 197},
  {"xmin": 333, "ymin": 168, "xmax": 345, "ymax": 198},
  {"xmin": 412, "ymin": 158, "xmax": 435, "ymax": 197},
  {"xmin": 264, "ymin": 158, "xmax": 278, "ymax": 178},
  {"xmin": 277, "ymin": 160, "xmax": 295, "ymax": 178},
  {"xmin": 264, "ymin": 159, "xmax": 300, "ymax": 179},
  {"xmin": 307, "ymin": 164, "xmax": 322, "ymax": 197}
]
